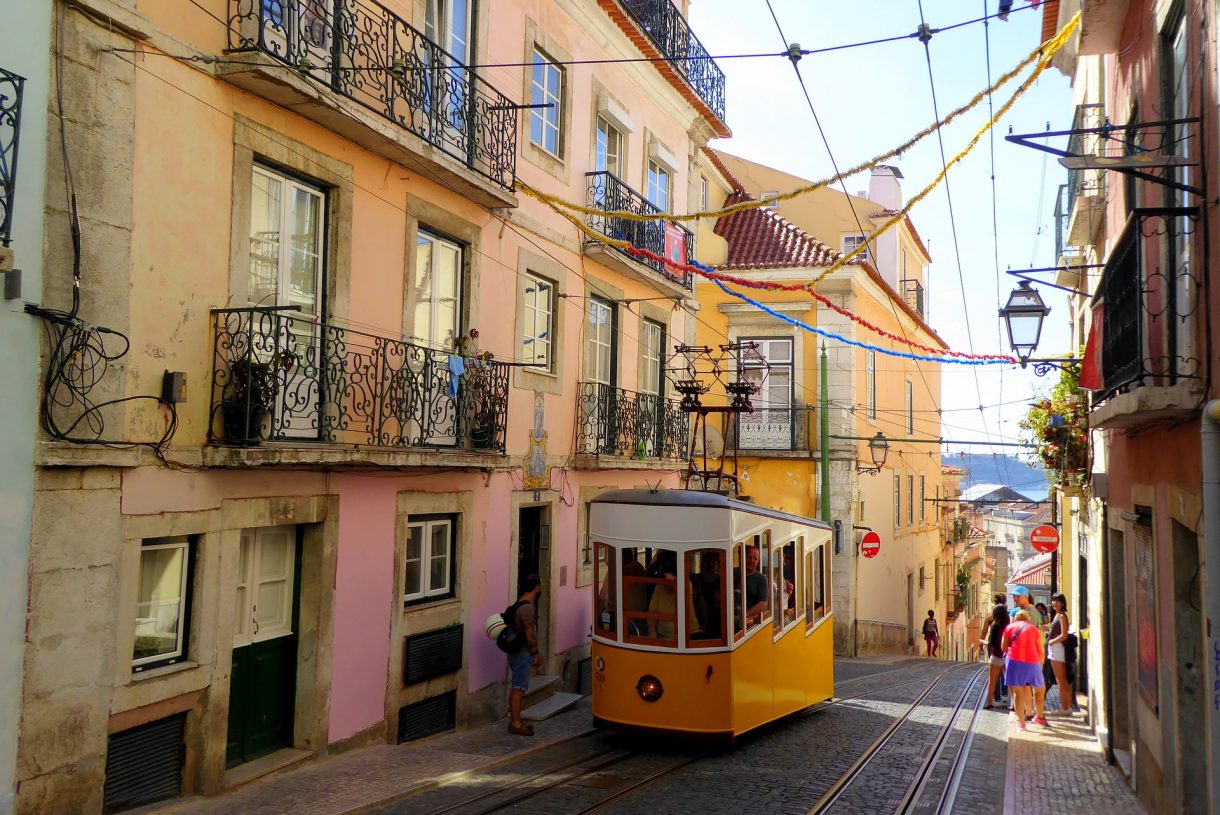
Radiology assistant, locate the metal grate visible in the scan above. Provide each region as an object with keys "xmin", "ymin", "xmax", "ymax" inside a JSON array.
[
  {"xmin": 103, "ymin": 713, "xmax": 186, "ymax": 813},
  {"xmin": 403, "ymin": 624, "xmax": 464, "ymax": 686},
  {"xmin": 397, "ymin": 692, "xmax": 456, "ymax": 743}
]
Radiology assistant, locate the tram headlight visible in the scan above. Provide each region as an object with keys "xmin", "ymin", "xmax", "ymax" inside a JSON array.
[{"xmin": 635, "ymin": 674, "xmax": 664, "ymax": 702}]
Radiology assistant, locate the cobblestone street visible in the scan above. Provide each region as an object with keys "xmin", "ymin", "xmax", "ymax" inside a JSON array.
[{"xmin": 146, "ymin": 658, "xmax": 1144, "ymax": 815}]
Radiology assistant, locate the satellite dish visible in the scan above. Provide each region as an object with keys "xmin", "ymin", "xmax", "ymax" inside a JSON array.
[{"xmin": 692, "ymin": 425, "xmax": 725, "ymax": 459}]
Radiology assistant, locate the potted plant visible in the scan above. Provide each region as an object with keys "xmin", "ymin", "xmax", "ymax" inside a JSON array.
[
  {"xmin": 221, "ymin": 349, "xmax": 295, "ymax": 443},
  {"xmin": 1018, "ymin": 363, "xmax": 1089, "ymax": 486},
  {"xmin": 454, "ymin": 329, "xmax": 499, "ymax": 450}
]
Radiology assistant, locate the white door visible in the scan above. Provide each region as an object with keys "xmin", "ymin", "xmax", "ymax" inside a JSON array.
[
  {"xmin": 425, "ymin": 0, "xmax": 474, "ymax": 150},
  {"xmin": 234, "ymin": 526, "xmax": 297, "ymax": 649}
]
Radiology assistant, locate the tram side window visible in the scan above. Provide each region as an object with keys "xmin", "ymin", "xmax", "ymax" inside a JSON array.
[
  {"xmin": 804, "ymin": 548, "xmax": 815, "ymax": 628},
  {"xmin": 621, "ymin": 546, "xmax": 649, "ymax": 638},
  {"xmin": 811, "ymin": 542, "xmax": 828, "ymax": 623},
  {"xmin": 743, "ymin": 534, "xmax": 769, "ymax": 632},
  {"xmin": 775, "ymin": 538, "xmax": 797, "ymax": 627},
  {"xmin": 732, "ymin": 542, "xmax": 744, "ymax": 640},
  {"xmin": 686, "ymin": 549, "xmax": 726, "ymax": 647},
  {"xmin": 794, "ymin": 536, "xmax": 805, "ymax": 623},
  {"xmin": 595, "ymin": 542, "xmax": 617, "ymax": 638}
]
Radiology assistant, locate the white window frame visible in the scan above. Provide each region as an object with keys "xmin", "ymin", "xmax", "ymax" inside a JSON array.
[
  {"xmin": 522, "ymin": 273, "xmax": 554, "ymax": 371},
  {"xmin": 866, "ymin": 351, "xmax": 877, "ymax": 419},
  {"xmin": 646, "ymin": 160, "xmax": 670, "ymax": 212},
  {"xmin": 908, "ymin": 475, "xmax": 915, "ymax": 526},
  {"xmin": 233, "ymin": 526, "xmax": 296, "ymax": 648},
  {"xmin": 414, "ymin": 229, "xmax": 464, "ymax": 350},
  {"xmin": 905, "ymin": 379, "xmax": 914, "ymax": 433},
  {"xmin": 586, "ymin": 297, "xmax": 615, "ymax": 386},
  {"xmin": 761, "ymin": 190, "xmax": 780, "ymax": 209},
  {"xmin": 404, "ymin": 517, "xmax": 456, "ymax": 604},
  {"xmin": 641, "ymin": 319, "xmax": 664, "ymax": 396},
  {"xmin": 132, "ymin": 536, "xmax": 191, "ymax": 671},
  {"xmin": 249, "ymin": 164, "xmax": 326, "ymax": 316},
  {"xmin": 700, "ymin": 175, "xmax": 709, "ymax": 210},
  {"xmin": 894, "ymin": 474, "xmax": 902, "ymax": 529},
  {"xmin": 530, "ymin": 49, "xmax": 563, "ymax": 156},
  {"xmin": 920, "ymin": 475, "xmax": 926, "ymax": 522},
  {"xmin": 595, "ymin": 116, "xmax": 624, "ymax": 177},
  {"xmin": 842, "ymin": 233, "xmax": 873, "ymax": 264}
]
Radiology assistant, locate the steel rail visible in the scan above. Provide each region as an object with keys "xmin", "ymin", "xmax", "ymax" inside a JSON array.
[{"xmin": 931, "ymin": 669, "xmax": 989, "ymax": 815}]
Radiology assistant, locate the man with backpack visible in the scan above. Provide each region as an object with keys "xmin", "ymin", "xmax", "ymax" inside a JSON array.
[{"xmin": 505, "ymin": 574, "xmax": 543, "ymax": 736}]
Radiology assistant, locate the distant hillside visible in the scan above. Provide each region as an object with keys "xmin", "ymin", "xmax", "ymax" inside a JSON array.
[{"xmin": 942, "ymin": 453, "xmax": 1049, "ymax": 501}]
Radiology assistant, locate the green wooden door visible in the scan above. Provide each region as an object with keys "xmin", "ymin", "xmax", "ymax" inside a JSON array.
[{"xmin": 226, "ymin": 526, "xmax": 300, "ymax": 768}]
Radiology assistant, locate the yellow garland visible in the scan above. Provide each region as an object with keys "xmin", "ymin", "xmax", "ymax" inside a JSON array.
[{"xmin": 518, "ymin": 11, "xmax": 1080, "ymax": 226}]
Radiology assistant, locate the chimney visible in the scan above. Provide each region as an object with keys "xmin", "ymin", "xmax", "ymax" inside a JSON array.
[{"xmin": 868, "ymin": 165, "xmax": 904, "ymax": 210}]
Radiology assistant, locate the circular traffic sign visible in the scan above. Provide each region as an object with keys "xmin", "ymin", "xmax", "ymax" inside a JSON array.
[
  {"xmin": 861, "ymin": 530, "xmax": 881, "ymax": 559},
  {"xmin": 1031, "ymin": 524, "xmax": 1060, "ymax": 554}
]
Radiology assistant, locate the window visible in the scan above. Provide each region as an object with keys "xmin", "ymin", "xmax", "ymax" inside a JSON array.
[
  {"xmin": 920, "ymin": 475, "xmax": 926, "ymax": 522},
  {"xmin": 866, "ymin": 351, "xmax": 876, "ymax": 419},
  {"xmin": 686, "ymin": 548, "xmax": 726, "ymax": 647},
  {"xmin": 774, "ymin": 538, "xmax": 798, "ymax": 630},
  {"xmin": 522, "ymin": 273, "xmax": 553, "ymax": 370},
  {"xmin": 737, "ymin": 533, "xmax": 770, "ymax": 636},
  {"xmin": 894, "ymin": 475, "xmax": 901, "ymax": 528},
  {"xmin": 622, "ymin": 546, "xmax": 677, "ymax": 645},
  {"xmin": 585, "ymin": 296, "xmax": 615, "ymax": 385},
  {"xmin": 806, "ymin": 541, "xmax": 827, "ymax": 627},
  {"xmin": 842, "ymin": 233, "xmax": 872, "ymax": 263},
  {"xmin": 249, "ymin": 165, "xmax": 325, "ymax": 316},
  {"xmin": 414, "ymin": 230, "xmax": 463, "ymax": 350},
  {"xmin": 908, "ymin": 475, "xmax": 915, "ymax": 525},
  {"xmin": 742, "ymin": 338, "xmax": 793, "ymax": 407},
  {"xmin": 529, "ymin": 49, "xmax": 562, "ymax": 155},
  {"xmin": 900, "ymin": 248, "xmax": 908, "ymax": 280},
  {"xmin": 133, "ymin": 536, "xmax": 193, "ymax": 671},
  {"xmin": 594, "ymin": 116, "xmax": 624, "ymax": 177},
  {"xmin": 905, "ymin": 379, "xmax": 914, "ymax": 433},
  {"xmin": 919, "ymin": 564, "xmax": 926, "ymax": 591},
  {"xmin": 425, "ymin": 0, "xmax": 472, "ymax": 64},
  {"xmin": 646, "ymin": 160, "xmax": 670, "ymax": 212},
  {"xmin": 405, "ymin": 516, "xmax": 456, "ymax": 604},
  {"xmin": 700, "ymin": 174, "xmax": 709, "ymax": 210},
  {"xmin": 640, "ymin": 319, "xmax": 664, "ymax": 396},
  {"xmin": 935, "ymin": 560, "xmax": 941, "ymax": 600},
  {"xmin": 594, "ymin": 542, "xmax": 617, "ymax": 639},
  {"xmin": 761, "ymin": 190, "xmax": 780, "ymax": 209}
]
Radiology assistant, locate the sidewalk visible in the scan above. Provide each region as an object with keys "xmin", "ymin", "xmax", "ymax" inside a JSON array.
[
  {"xmin": 152, "ymin": 698, "xmax": 594, "ymax": 815},
  {"xmin": 1004, "ymin": 689, "xmax": 1145, "ymax": 815}
]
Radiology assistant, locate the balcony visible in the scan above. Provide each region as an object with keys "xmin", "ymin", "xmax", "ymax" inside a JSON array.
[
  {"xmin": 576, "ymin": 381, "xmax": 689, "ymax": 464},
  {"xmin": 1089, "ymin": 211, "xmax": 1203, "ymax": 429},
  {"xmin": 1064, "ymin": 103, "xmax": 1106, "ymax": 247},
  {"xmin": 617, "ymin": 0, "xmax": 726, "ymax": 123},
  {"xmin": 226, "ymin": 0, "xmax": 517, "ymax": 201},
  {"xmin": 728, "ymin": 404, "xmax": 815, "ymax": 453},
  {"xmin": 208, "ymin": 307, "xmax": 509, "ymax": 462},
  {"xmin": 584, "ymin": 171, "xmax": 694, "ymax": 291},
  {"xmin": 901, "ymin": 279, "xmax": 924, "ymax": 319},
  {"xmin": 1, "ymin": 67, "xmax": 25, "ymax": 249}
]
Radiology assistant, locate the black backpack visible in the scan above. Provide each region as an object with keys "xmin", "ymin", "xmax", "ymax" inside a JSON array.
[{"xmin": 495, "ymin": 600, "xmax": 528, "ymax": 654}]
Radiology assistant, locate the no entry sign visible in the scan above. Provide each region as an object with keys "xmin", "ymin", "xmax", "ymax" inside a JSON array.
[
  {"xmin": 861, "ymin": 530, "xmax": 881, "ymax": 559},
  {"xmin": 1031, "ymin": 524, "xmax": 1060, "ymax": 554}
]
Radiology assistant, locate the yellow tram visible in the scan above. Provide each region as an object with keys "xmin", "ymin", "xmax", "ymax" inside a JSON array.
[{"xmin": 590, "ymin": 489, "xmax": 834, "ymax": 741}]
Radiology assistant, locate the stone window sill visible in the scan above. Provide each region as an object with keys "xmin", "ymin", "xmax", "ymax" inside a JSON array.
[{"xmin": 130, "ymin": 660, "xmax": 200, "ymax": 683}]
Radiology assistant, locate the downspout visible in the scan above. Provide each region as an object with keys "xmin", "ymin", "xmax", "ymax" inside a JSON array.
[
  {"xmin": 1201, "ymin": 401, "xmax": 1220, "ymax": 815},
  {"xmin": 1101, "ymin": 504, "xmax": 1115, "ymax": 765}
]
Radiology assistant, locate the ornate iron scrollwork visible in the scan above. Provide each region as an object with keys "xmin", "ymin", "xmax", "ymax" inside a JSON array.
[
  {"xmin": 0, "ymin": 67, "xmax": 25, "ymax": 248},
  {"xmin": 585, "ymin": 170, "xmax": 694, "ymax": 289},
  {"xmin": 576, "ymin": 381, "xmax": 688, "ymax": 460},
  {"xmin": 617, "ymin": 0, "xmax": 725, "ymax": 121}
]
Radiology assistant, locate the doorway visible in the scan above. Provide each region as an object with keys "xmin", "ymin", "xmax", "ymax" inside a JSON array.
[
  {"xmin": 906, "ymin": 572, "xmax": 914, "ymax": 653},
  {"xmin": 1107, "ymin": 527, "xmax": 1133, "ymax": 770},
  {"xmin": 1172, "ymin": 520, "xmax": 1205, "ymax": 814},
  {"xmin": 518, "ymin": 506, "xmax": 550, "ymax": 660},
  {"xmin": 226, "ymin": 525, "xmax": 301, "ymax": 767}
]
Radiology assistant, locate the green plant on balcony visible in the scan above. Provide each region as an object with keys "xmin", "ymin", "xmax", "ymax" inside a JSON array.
[
  {"xmin": 222, "ymin": 350, "xmax": 296, "ymax": 443},
  {"xmin": 1019, "ymin": 363, "xmax": 1088, "ymax": 487}
]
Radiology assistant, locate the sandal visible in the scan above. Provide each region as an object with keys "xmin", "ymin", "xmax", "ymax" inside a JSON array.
[{"xmin": 508, "ymin": 723, "xmax": 535, "ymax": 736}]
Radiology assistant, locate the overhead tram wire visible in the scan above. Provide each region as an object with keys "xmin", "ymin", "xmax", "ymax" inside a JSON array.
[
  {"xmin": 763, "ymin": 0, "xmax": 949, "ymax": 447},
  {"xmin": 915, "ymin": 0, "xmax": 1010, "ymax": 477}
]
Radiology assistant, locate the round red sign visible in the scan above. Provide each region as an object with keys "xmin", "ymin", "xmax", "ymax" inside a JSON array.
[
  {"xmin": 1031, "ymin": 524, "xmax": 1060, "ymax": 554},
  {"xmin": 861, "ymin": 531, "xmax": 881, "ymax": 559}
]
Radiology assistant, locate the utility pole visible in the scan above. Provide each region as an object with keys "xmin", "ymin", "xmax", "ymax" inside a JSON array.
[{"xmin": 820, "ymin": 344, "xmax": 830, "ymax": 523}]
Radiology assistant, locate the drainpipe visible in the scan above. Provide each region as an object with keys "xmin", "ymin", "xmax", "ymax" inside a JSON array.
[{"xmin": 1201, "ymin": 401, "xmax": 1220, "ymax": 815}]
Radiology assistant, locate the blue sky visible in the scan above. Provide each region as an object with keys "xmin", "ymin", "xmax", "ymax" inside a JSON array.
[{"xmin": 690, "ymin": 0, "xmax": 1074, "ymax": 463}]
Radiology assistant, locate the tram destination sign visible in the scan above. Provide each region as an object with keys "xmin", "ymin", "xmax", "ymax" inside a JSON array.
[
  {"xmin": 1031, "ymin": 524, "xmax": 1060, "ymax": 554},
  {"xmin": 861, "ymin": 531, "xmax": 881, "ymax": 559}
]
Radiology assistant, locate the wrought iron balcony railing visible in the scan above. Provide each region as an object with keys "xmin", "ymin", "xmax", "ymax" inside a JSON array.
[
  {"xmin": 210, "ymin": 307, "xmax": 509, "ymax": 452},
  {"xmin": 901, "ymin": 279, "xmax": 924, "ymax": 319},
  {"xmin": 728, "ymin": 404, "xmax": 814, "ymax": 452},
  {"xmin": 229, "ymin": 0, "xmax": 517, "ymax": 188},
  {"xmin": 618, "ymin": 0, "xmax": 725, "ymax": 122},
  {"xmin": 1, "ymin": 67, "xmax": 25, "ymax": 248},
  {"xmin": 1095, "ymin": 209, "xmax": 1201, "ymax": 400},
  {"xmin": 585, "ymin": 171, "xmax": 695, "ymax": 289},
  {"xmin": 1065, "ymin": 103, "xmax": 1105, "ymax": 207},
  {"xmin": 577, "ymin": 381, "xmax": 689, "ymax": 460}
]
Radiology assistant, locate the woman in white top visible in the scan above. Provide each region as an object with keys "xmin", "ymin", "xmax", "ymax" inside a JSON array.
[{"xmin": 1046, "ymin": 593, "xmax": 1072, "ymax": 713}]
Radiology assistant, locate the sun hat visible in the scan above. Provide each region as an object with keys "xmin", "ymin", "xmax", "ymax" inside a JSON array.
[{"xmin": 1011, "ymin": 586, "xmax": 1032, "ymax": 597}]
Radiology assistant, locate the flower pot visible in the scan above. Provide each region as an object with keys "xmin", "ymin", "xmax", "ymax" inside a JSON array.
[{"xmin": 222, "ymin": 401, "xmax": 267, "ymax": 444}]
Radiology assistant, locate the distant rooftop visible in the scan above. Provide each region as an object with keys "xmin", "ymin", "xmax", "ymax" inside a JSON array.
[{"xmin": 960, "ymin": 483, "xmax": 1035, "ymax": 503}]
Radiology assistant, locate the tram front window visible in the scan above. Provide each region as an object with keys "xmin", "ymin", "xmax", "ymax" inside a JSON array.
[
  {"xmin": 595, "ymin": 542, "xmax": 617, "ymax": 637},
  {"xmin": 686, "ymin": 549, "xmax": 725, "ymax": 647},
  {"xmin": 621, "ymin": 547, "xmax": 679, "ymax": 645}
]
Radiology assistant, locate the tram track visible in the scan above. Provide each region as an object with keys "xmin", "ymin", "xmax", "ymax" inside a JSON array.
[{"xmin": 805, "ymin": 664, "xmax": 988, "ymax": 815}]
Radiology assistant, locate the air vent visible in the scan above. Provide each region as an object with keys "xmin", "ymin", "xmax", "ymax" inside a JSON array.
[
  {"xmin": 103, "ymin": 713, "xmax": 186, "ymax": 813},
  {"xmin": 403, "ymin": 624, "xmax": 464, "ymax": 686},
  {"xmin": 397, "ymin": 692, "xmax": 456, "ymax": 743}
]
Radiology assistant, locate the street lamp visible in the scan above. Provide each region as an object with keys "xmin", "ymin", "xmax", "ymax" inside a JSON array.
[
  {"xmin": 999, "ymin": 281, "xmax": 1079, "ymax": 377},
  {"xmin": 857, "ymin": 432, "xmax": 889, "ymax": 475}
]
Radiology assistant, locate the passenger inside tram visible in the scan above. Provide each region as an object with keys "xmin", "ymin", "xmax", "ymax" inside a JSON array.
[
  {"xmin": 689, "ymin": 549, "xmax": 723, "ymax": 641},
  {"xmin": 622, "ymin": 548, "xmax": 649, "ymax": 636},
  {"xmin": 744, "ymin": 544, "xmax": 768, "ymax": 628}
]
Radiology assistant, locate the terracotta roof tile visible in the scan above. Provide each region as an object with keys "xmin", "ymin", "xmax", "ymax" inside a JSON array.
[
  {"xmin": 702, "ymin": 147, "xmax": 746, "ymax": 194},
  {"xmin": 713, "ymin": 190, "xmax": 841, "ymax": 270}
]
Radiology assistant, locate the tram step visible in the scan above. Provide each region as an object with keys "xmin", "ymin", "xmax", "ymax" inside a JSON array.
[{"xmin": 522, "ymin": 692, "xmax": 582, "ymax": 721}]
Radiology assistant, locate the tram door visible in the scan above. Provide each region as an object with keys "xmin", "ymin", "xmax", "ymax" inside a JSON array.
[{"xmin": 518, "ymin": 506, "xmax": 550, "ymax": 661}]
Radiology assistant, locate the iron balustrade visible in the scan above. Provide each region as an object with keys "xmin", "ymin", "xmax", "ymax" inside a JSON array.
[
  {"xmin": 901, "ymin": 279, "xmax": 924, "ymax": 319},
  {"xmin": 618, "ymin": 0, "xmax": 725, "ymax": 122},
  {"xmin": 1096, "ymin": 210, "xmax": 1201, "ymax": 399},
  {"xmin": 210, "ymin": 306, "xmax": 509, "ymax": 452},
  {"xmin": 577, "ymin": 381, "xmax": 688, "ymax": 459},
  {"xmin": 585, "ymin": 171, "xmax": 694, "ymax": 289},
  {"xmin": 0, "ymin": 67, "xmax": 25, "ymax": 248},
  {"xmin": 1065, "ymin": 103, "xmax": 1105, "ymax": 208},
  {"xmin": 228, "ymin": 0, "xmax": 517, "ymax": 188},
  {"xmin": 730, "ymin": 404, "xmax": 814, "ymax": 452}
]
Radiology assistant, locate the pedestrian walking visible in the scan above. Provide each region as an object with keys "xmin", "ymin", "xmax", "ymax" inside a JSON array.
[
  {"xmin": 922, "ymin": 610, "xmax": 940, "ymax": 657},
  {"xmin": 1046, "ymin": 593, "xmax": 1074, "ymax": 714},
  {"xmin": 505, "ymin": 574, "xmax": 543, "ymax": 736},
  {"xmin": 1002, "ymin": 608, "xmax": 1048, "ymax": 731},
  {"xmin": 980, "ymin": 598, "xmax": 1009, "ymax": 709},
  {"xmin": 1010, "ymin": 586, "xmax": 1047, "ymax": 722}
]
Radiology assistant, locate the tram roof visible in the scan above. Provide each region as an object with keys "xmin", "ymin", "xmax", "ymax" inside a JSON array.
[{"xmin": 591, "ymin": 489, "xmax": 830, "ymax": 530}]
